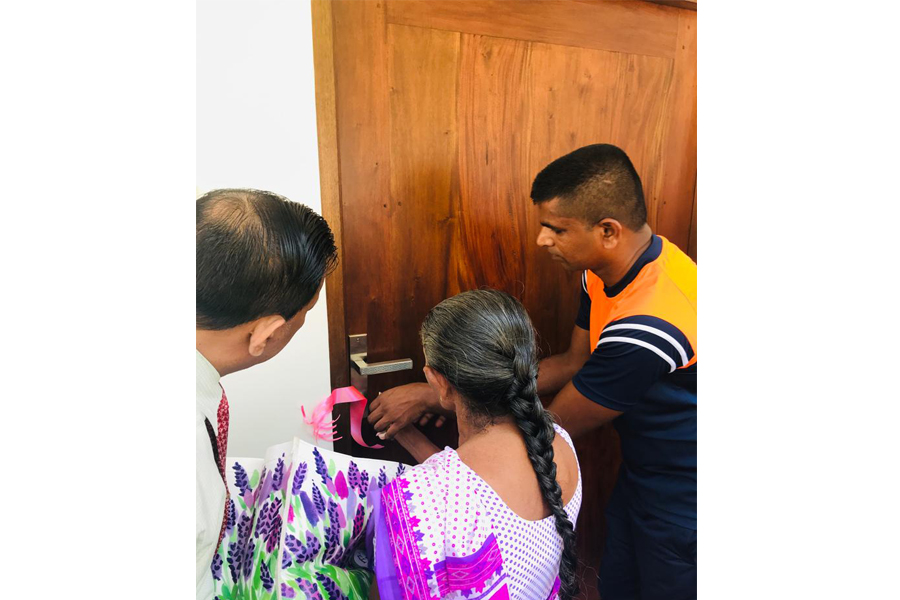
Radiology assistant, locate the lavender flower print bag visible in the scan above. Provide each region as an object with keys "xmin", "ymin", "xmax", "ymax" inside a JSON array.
[{"xmin": 213, "ymin": 437, "xmax": 409, "ymax": 600}]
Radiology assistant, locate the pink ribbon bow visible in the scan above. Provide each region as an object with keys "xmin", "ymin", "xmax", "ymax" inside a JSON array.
[{"xmin": 301, "ymin": 386, "xmax": 383, "ymax": 449}]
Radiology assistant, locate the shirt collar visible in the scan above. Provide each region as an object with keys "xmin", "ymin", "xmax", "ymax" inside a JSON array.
[
  {"xmin": 196, "ymin": 350, "xmax": 222, "ymax": 424},
  {"xmin": 604, "ymin": 234, "xmax": 663, "ymax": 298}
]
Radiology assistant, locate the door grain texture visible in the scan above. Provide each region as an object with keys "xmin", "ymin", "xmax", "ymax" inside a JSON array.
[{"xmin": 313, "ymin": 1, "xmax": 697, "ymax": 597}]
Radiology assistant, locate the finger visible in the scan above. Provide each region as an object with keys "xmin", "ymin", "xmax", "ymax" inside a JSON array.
[
  {"xmin": 381, "ymin": 422, "xmax": 403, "ymax": 440},
  {"xmin": 434, "ymin": 416, "xmax": 446, "ymax": 428},
  {"xmin": 374, "ymin": 416, "xmax": 393, "ymax": 432},
  {"xmin": 418, "ymin": 413, "xmax": 433, "ymax": 427},
  {"xmin": 368, "ymin": 397, "xmax": 381, "ymax": 412},
  {"xmin": 367, "ymin": 405, "xmax": 384, "ymax": 424}
]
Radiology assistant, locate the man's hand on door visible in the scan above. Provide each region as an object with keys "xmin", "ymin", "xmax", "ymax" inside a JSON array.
[{"xmin": 368, "ymin": 382, "xmax": 448, "ymax": 440}]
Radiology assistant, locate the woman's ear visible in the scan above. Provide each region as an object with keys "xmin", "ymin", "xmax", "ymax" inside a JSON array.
[{"xmin": 423, "ymin": 366, "xmax": 453, "ymax": 409}]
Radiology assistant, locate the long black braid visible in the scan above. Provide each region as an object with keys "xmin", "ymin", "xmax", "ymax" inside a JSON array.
[
  {"xmin": 508, "ymin": 354, "xmax": 579, "ymax": 600},
  {"xmin": 420, "ymin": 289, "xmax": 579, "ymax": 600}
]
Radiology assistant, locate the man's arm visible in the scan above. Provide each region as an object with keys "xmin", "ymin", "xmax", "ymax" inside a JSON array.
[
  {"xmin": 550, "ymin": 314, "xmax": 691, "ymax": 439},
  {"xmin": 546, "ymin": 380, "xmax": 623, "ymax": 439},
  {"xmin": 537, "ymin": 325, "xmax": 591, "ymax": 396},
  {"xmin": 393, "ymin": 425, "xmax": 442, "ymax": 463}
]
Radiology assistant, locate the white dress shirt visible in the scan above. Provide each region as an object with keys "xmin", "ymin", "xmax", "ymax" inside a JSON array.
[{"xmin": 196, "ymin": 350, "xmax": 226, "ymax": 600}]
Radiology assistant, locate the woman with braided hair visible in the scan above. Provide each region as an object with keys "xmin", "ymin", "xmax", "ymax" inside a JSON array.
[{"xmin": 369, "ymin": 289, "xmax": 582, "ymax": 600}]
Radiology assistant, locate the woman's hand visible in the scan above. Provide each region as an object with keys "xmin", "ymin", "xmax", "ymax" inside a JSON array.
[{"xmin": 367, "ymin": 383, "xmax": 446, "ymax": 440}]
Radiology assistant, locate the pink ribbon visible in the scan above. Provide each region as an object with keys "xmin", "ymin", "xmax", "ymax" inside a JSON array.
[{"xmin": 301, "ymin": 386, "xmax": 383, "ymax": 449}]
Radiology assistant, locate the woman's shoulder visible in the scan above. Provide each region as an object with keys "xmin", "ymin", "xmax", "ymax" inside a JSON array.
[
  {"xmin": 389, "ymin": 448, "xmax": 457, "ymax": 491},
  {"xmin": 552, "ymin": 423, "xmax": 576, "ymax": 450},
  {"xmin": 551, "ymin": 423, "xmax": 582, "ymax": 515}
]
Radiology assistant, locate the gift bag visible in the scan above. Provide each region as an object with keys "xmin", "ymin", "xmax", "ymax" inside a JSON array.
[{"xmin": 212, "ymin": 437, "xmax": 409, "ymax": 600}]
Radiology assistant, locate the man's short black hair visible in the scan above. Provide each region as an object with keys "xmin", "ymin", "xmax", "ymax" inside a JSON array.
[
  {"xmin": 196, "ymin": 189, "xmax": 338, "ymax": 330},
  {"xmin": 531, "ymin": 144, "xmax": 647, "ymax": 231}
]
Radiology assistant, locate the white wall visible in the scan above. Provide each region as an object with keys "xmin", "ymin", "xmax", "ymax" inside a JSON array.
[{"xmin": 197, "ymin": 0, "xmax": 332, "ymax": 456}]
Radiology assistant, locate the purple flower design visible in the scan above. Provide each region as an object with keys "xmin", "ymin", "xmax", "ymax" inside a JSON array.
[
  {"xmin": 312, "ymin": 485, "xmax": 326, "ymax": 516},
  {"xmin": 255, "ymin": 497, "xmax": 283, "ymax": 545},
  {"xmin": 285, "ymin": 533, "xmax": 304, "ymax": 557},
  {"xmin": 396, "ymin": 463, "xmax": 406, "ymax": 477},
  {"xmin": 257, "ymin": 467, "xmax": 273, "ymax": 501},
  {"xmin": 300, "ymin": 491, "xmax": 318, "ymax": 526},
  {"xmin": 254, "ymin": 500, "xmax": 271, "ymax": 540},
  {"xmin": 225, "ymin": 498, "xmax": 236, "ymax": 532},
  {"xmin": 226, "ymin": 542, "xmax": 239, "ymax": 582},
  {"xmin": 315, "ymin": 572, "xmax": 349, "ymax": 600},
  {"xmin": 273, "ymin": 457, "xmax": 285, "ymax": 492},
  {"xmin": 323, "ymin": 499, "xmax": 344, "ymax": 565},
  {"xmin": 260, "ymin": 561, "xmax": 274, "ymax": 592},
  {"xmin": 366, "ymin": 473, "xmax": 380, "ymax": 501},
  {"xmin": 335, "ymin": 470, "xmax": 348, "ymax": 499},
  {"xmin": 350, "ymin": 503, "xmax": 366, "ymax": 545},
  {"xmin": 282, "ymin": 583, "xmax": 297, "ymax": 599},
  {"xmin": 210, "ymin": 553, "xmax": 223, "ymax": 581},
  {"xmin": 232, "ymin": 463, "xmax": 251, "ymax": 495},
  {"xmin": 304, "ymin": 531, "xmax": 321, "ymax": 560},
  {"xmin": 242, "ymin": 539, "xmax": 256, "ymax": 580},
  {"xmin": 313, "ymin": 447, "xmax": 331, "ymax": 484},
  {"xmin": 345, "ymin": 488, "xmax": 357, "ymax": 531},
  {"xmin": 292, "ymin": 462, "xmax": 308, "ymax": 494},
  {"xmin": 297, "ymin": 579, "xmax": 325, "ymax": 600},
  {"xmin": 286, "ymin": 530, "xmax": 322, "ymax": 564},
  {"xmin": 236, "ymin": 513, "xmax": 252, "ymax": 553},
  {"xmin": 334, "ymin": 502, "xmax": 347, "ymax": 530},
  {"xmin": 347, "ymin": 461, "xmax": 360, "ymax": 490},
  {"xmin": 266, "ymin": 510, "xmax": 283, "ymax": 553},
  {"xmin": 378, "ymin": 467, "xmax": 387, "ymax": 488},
  {"xmin": 282, "ymin": 548, "xmax": 293, "ymax": 569},
  {"xmin": 358, "ymin": 470, "xmax": 369, "ymax": 496}
]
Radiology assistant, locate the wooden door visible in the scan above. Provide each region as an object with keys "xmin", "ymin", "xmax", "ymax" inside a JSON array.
[{"xmin": 312, "ymin": 1, "xmax": 696, "ymax": 597}]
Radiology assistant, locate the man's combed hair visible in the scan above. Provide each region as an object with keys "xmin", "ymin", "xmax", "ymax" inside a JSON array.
[
  {"xmin": 531, "ymin": 143, "xmax": 647, "ymax": 231},
  {"xmin": 196, "ymin": 189, "xmax": 338, "ymax": 330}
]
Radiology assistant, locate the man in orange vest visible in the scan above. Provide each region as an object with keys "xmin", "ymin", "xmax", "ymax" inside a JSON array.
[
  {"xmin": 529, "ymin": 144, "xmax": 697, "ymax": 599},
  {"xmin": 370, "ymin": 144, "xmax": 697, "ymax": 600}
]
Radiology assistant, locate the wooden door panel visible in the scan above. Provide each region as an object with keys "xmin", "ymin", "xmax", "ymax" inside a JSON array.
[
  {"xmin": 456, "ymin": 34, "xmax": 533, "ymax": 295},
  {"xmin": 387, "ymin": 23, "xmax": 461, "ymax": 359},
  {"xmin": 331, "ymin": 0, "xmax": 393, "ymax": 360},
  {"xmin": 315, "ymin": 2, "xmax": 696, "ymax": 597},
  {"xmin": 657, "ymin": 10, "xmax": 697, "ymax": 251},
  {"xmin": 386, "ymin": 0, "xmax": 680, "ymax": 59}
]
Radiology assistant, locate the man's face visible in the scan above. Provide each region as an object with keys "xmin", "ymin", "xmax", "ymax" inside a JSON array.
[{"xmin": 536, "ymin": 197, "xmax": 600, "ymax": 272}]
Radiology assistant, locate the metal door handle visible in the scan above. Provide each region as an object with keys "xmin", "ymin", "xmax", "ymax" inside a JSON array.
[
  {"xmin": 348, "ymin": 333, "xmax": 413, "ymax": 377},
  {"xmin": 350, "ymin": 353, "xmax": 413, "ymax": 375}
]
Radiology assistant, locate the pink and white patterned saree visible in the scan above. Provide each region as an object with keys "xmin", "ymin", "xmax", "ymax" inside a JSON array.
[{"xmin": 370, "ymin": 424, "xmax": 582, "ymax": 600}]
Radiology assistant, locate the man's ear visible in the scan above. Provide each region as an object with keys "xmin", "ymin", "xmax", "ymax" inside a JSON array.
[
  {"xmin": 247, "ymin": 315, "xmax": 287, "ymax": 357},
  {"xmin": 596, "ymin": 218, "xmax": 624, "ymax": 248}
]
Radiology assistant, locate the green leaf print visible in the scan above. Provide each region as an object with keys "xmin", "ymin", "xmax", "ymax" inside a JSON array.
[
  {"xmin": 287, "ymin": 563, "xmax": 309, "ymax": 579},
  {"xmin": 347, "ymin": 569, "xmax": 374, "ymax": 598},
  {"xmin": 219, "ymin": 583, "xmax": 234, "ymax": 600}
]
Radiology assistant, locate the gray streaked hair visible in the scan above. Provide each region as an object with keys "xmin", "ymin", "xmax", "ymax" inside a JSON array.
[{"xmin": 420, "ymin": 289, "xmax": 578, "ymax": 600}]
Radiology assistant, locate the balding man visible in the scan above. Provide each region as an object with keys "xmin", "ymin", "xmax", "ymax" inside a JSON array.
[{"xmin": 195, "ymin": 189, "xmax": 336, "ymax": 599}]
